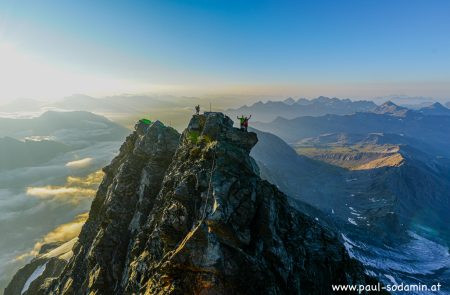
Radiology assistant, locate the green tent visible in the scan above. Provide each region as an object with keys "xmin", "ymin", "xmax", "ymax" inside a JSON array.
[{"xmin": 139, "ymin": 118, "xmax": 152, "ymax": 125}]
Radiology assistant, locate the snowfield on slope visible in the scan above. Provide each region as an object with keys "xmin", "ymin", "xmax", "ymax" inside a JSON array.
[{"xmin": 342, "ymin": 232, "xmax": 450, "ymax": 294}]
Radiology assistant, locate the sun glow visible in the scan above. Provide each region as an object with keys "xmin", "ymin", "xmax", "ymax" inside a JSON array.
[{"xmin": 0, "ymin": 42, "xmax": 153, "ymax": 103}]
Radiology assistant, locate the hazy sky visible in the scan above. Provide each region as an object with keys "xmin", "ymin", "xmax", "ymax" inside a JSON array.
[{"xmin": 0, "ymin": 0, "xmax": 449, "ymax": 102}]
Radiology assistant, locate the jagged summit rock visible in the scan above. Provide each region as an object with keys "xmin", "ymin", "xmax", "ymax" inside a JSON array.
[
  {"xmin": 20, "ymin": 112, "xmax": 381, "ymax": 295},
  {"xmin": 188, "ymin": 112, "xmax": 258, "ymax": 152}
]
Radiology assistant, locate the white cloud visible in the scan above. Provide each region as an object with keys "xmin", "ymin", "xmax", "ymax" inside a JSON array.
[
  {"xmin": 26, "ymin": 170, "xmax": 103, "ymax": 204},
  {"xmin": 0, "ymin": 142, "xmax": 114, "ymax": 291},
  {"xmin": 14, "ymin": 212, "xmax": 88, "ymax": 261},
  {"xmin": 65, "ymin": 157, "xmax": 93, "ymax": 169},
  {"xmin": 26, "ymin": 186, "xmax": 96, "ymax": 200}
]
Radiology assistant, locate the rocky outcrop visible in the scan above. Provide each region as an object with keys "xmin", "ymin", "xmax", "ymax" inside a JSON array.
[
  {"xmin": 35, "ymin": 113, "xmax": 381, "ymax": 294},
  {"xmin": 43, "ymin": 120, "xmax": 180, "ymax": 294}
]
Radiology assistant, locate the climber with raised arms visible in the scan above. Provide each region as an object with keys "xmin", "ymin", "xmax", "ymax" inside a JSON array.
[{"xmin": 237, "ymin": 115, "xmax": 251, "ymax": 131}]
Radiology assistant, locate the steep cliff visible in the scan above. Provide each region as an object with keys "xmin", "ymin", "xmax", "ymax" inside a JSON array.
[{"xmin": 23, "ymin": 113, "xmax": 380, "ymax": 294}]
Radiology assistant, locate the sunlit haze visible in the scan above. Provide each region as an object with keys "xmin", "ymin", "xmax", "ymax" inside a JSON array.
[{"xmin": 0, "ymin": 0, "xmax": 449, "ymax": 102}]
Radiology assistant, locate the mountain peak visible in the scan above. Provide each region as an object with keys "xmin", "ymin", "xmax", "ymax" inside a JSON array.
[
  {"xmin": 283, "ymin": 97, "xmax": 295, "ymax": 105},
  {"xmin": 315, "ymin": 95, "xmax": 331, "ymax": 102},
  {"xmin": 187, "ymin": 112, "xmax": 258, "ymax": 152},
  {"xmin": 374, "ymin": 101, "xmax": 409, "ymax": 116},
  {"xmin": 27, "ymin": 112, "xmax": 380, "ymax": 295},
  {"xmin": 426, "ymin": 102, "xmax": 446, "ymax": 110},
  {"xmin": 418, "ymin": 102, "xmax": 450, "ymax": 116},
  {"xmin": 432, "ymin": 102, "xmax": 444, "ymax": 107},
  {"xmin": 382, "ymin": 100, "xmax": 397, "ymax": 106}
]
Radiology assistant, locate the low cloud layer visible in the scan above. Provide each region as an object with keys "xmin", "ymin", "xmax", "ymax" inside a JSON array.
[
  {"xmin": 26, "ymin": 187, "xmax": 96, "ymax": 200},
  {"xmin": 65, "ymin": 157, "xmax": 93, "ymax": 169},
  {"xmin": 0, "ymin": 141, "xmax": 118, "ymax": 291},
  {"xmin": 14, "ymin": 212, "xmax": 89, "ymax": 261},
  {"xmin": 67, "ymin": 170, "xmax": 104, "ymax": 187},
  {"xmin": 26, "ymin": 170, "xmax": 103, "ymax": 204}
]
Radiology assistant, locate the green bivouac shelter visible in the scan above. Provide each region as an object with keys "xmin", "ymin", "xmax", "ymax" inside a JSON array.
[{"xmin": 139, "ymin": 118, "xmax": 152, "ymax": 125}]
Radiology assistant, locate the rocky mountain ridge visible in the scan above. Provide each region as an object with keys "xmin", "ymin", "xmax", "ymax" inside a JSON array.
[{"xmin": 8, "ymin": 112, "xmax": 383, "ymax": 294}]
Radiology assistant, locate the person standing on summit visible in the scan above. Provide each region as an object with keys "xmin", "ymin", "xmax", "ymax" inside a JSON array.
[
  {"xmin": 237, "ymin": 115, "xmax": 245, "ymax": 130},
  {"xmin": 237, "ymin": 115, "xmax": 251, "ymax": 131},
  {"xmin": 195, "ymin": 105, "xmax": 200, "ymax": 115},
  {"xmin": 243, "ymin": 115, "xmax": 251, "ymax": 131}
]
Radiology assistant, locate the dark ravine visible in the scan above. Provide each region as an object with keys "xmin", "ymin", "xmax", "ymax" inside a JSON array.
[{"xmin": 9, "ymin": 113, "xmax": 384, "ymax": 294}]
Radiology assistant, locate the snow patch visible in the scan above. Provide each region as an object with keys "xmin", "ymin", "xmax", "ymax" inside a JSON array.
[
  {"xmin": 365, "ymin": 270, "xmax": 377, "ymax": 277},
  {"xmin": 384, "ymin": 274, "xmax": 398, "ymax": 285},
  {"xmin": 21, "ymin": 262, "xmax": 48, "ymax": 294},
  {"xmin": 343, "ymin": 231, "xmax": 450, "ymax": 276},
  {"xmin": 42, "ymin": 238, "xmax": 77, "ymax": 261},
  {"xmin": 347, "ymin": 218, "xmax": 357, "ymax": 225},
  {"xmin": 341, "ymin": 234, "xmax": 358, "ymax": 259}
]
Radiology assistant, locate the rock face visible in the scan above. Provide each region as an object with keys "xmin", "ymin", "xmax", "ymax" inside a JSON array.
[{"xmin": 38, "ymin": 113, "xmax": 379, "ymax": 294}]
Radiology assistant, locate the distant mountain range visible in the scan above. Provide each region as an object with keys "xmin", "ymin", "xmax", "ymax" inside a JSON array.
[
  {"xmin": 252, "ymin": 101, "xmax": 450, "ymax": 157},
  {"xmin": 3, "ymin": 95, "xmax": 450, "ymax": 131},
  {"xmin": 0, "ymin": 95, "xmax": 211, "ymax": 130},
  {"xmin": 0, "ymin": 111, "xmax": 129, "ymax": 146},
  {"xmin": 373, "ymin": 101, "xmax": 450, "ymax": 117},
  {"xmin": 226, "ymin": 96, "xmax": 377, "ymax": 122},
  {"xmin": 248, "ymin": 99, "xmax": 450, "ymax": 292},
  {"xmin": 228, "ymin": 97, "xmax": 450, "ymax": 123},
  {"xmin": 250, "ymin": 127, "xmax": 450, "ymax": 290},
  {"xmin": 0, "ymin": 95, "xmax": 180, "ymax": 114}
]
